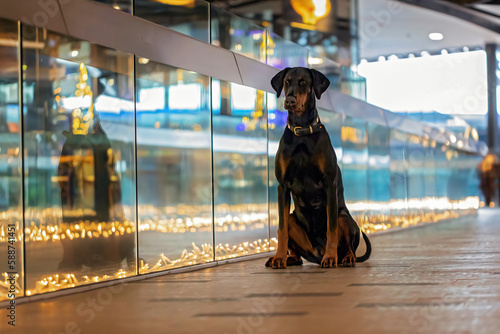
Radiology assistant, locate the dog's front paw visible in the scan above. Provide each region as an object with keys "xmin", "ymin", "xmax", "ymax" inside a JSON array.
[
  {"xmin": 320, "ymin": 255, "xmax": 338, "ymax": 268},
  {"xmin": 342, "ymin": 252, "xmax": 356, "ymax": 267},
  {"xmin": 265, "ymin": 256, "xmax": 287, "ymax": 269}
]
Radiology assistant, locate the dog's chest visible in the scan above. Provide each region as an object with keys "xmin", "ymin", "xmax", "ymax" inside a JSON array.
[{"xmin": 286, "ymin": 150, "xmax": 326, "ymax": 207}]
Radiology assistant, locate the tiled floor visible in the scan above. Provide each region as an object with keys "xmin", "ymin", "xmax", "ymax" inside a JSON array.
[{"xmin": 5, "ymin": 210, "xmax": 500, "ymax": 334}]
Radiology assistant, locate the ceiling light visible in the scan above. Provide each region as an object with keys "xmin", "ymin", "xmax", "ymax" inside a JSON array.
[
  {"xmin": 420, "ymin": 51, "xmax": 430, "ymax": 57},
  {"xmin": 291, "ymin": 0, "xmax": 331, "ymax": 25},
  {"xmin": 441, "ymin": 49, "xmax": 448, "ymax": 55},
  {"xmin": 388, "ymin": 55, "xmax": 399, "ymax": 61},
  {"xmin": 378, "ymin": 56, "xmax": 386, "ymax": 62},
  {"xmin": 463, "ymin": 46, "xmax": 469, "ymax": 52},
  {"xmin": 429, "ymin": 33, "xmax": 443, "ymax": 41},
  {"xmin": 408, "ymin": 53, "xmax": 415, "ymax": 58}
]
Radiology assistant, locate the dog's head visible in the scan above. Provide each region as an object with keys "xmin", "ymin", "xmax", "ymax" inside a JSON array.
[{"xmin": 271, "ymin": 67, "xmax": 330, "ymax": 114}]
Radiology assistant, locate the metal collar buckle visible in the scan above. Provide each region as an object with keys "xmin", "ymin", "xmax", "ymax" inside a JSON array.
[{"xmin": 293, "ymin": 126, "xmax": 302, "ymax": 136}]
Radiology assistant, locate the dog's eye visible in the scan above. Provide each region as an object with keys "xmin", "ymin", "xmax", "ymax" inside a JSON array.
[
  {"xmin": 285, "ymin": 80, "xmax": 290, "ymax": 86},
  {"xmin": 300, "ymin": 80, "xmax": 307, "ymax": 86}
]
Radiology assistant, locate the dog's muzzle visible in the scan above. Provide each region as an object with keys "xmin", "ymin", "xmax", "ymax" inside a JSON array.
[{"xmin": 285, "ymin": 96, "xmax": 297, "ymax": 110}]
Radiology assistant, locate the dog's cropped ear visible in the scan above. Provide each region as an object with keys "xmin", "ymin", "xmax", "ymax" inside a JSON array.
[
  {"xmin": 309, "ymin": 69, "xmax": 330, "ymax": 100},
  {"xmin": 271, "ymin": 67, "xmax": 289, "ymax": 98}
]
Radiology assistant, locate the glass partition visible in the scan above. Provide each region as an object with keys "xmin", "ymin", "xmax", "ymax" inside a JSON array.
[
  {"xmin": 267, "ymin": 32, "xmax": 308, "ymax": 69},
  {"xmin": 367, "ymin": 124, "xmax": 391, "ymax": 228},
  {"xmin": 212, "ymin": 80, "xmax": 269, "ymax": 259},
  {"xmin": 22, "ymin": 27, "xmax": 137, "ymax": 296},
  {"xmin": 267, "ymin": 92, "xmax": 285, "ymax": 242},
  {"xmin": 389, "ymin": 130, "xmax": 409, "ymax": 229},
  {"xmin": 0, "ymin": 19, "xmax": 23, "ymax": 301},
  {"xmin": 210, "ymin": 6, "xmax": 266, "ymax": 63},
  {"xmin": 341, "ymin": 116, "xmax": 368, "ymax": 225},
  {"xmin": 135, "ymin": 60, "xmax": 213, "ymax": 273},
  {"xmin": 406, "ymin": 134, "xmax": 428, "ymax": 224}
]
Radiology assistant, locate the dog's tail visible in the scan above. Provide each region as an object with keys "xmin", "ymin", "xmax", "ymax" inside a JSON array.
[{"xmin": 356, "ymin": 232, "xmax": 372, "ymax": 263}]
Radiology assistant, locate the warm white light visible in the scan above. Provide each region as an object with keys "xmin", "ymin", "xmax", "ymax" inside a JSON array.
[
  {"xmin": 138, "ymin": 57, "xmax": 149, "ymax": 64},
  {"xmin": 429, "ymin": 32, "xmax": 443, "ymax": 41},
  {"xmin": 70, "ymin": 50, "xmax": 79, "ymax": 57},
  {"xmin": 313, "ymin": 0, "xmax": 328, "ymax": 17},
  {"xmin": 308, "ymin": 57, "xmax": 324, "ymax": 65}
]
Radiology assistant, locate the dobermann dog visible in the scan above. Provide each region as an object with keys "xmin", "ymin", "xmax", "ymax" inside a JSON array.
[{"xmin": 266, "ymin": 67, "xmax": 372, "ymax": 269}]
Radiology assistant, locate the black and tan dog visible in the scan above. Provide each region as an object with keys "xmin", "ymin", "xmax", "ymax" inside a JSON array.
[{"xmin": 266, "ymin": 67, "xmax": 371, "ymax": 269}]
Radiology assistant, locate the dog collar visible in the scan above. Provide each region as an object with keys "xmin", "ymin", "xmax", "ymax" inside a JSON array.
[{"xmin": 287, "ymin": 117, "xmax": 324, "ymax": 136}]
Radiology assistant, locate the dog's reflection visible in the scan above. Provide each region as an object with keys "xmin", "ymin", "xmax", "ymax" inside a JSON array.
[{"xmin": 57, "ymin": 75, "xmax": 135, "ymax": 272}]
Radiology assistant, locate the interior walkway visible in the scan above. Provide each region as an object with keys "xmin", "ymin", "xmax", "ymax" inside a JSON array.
[{"xmin": 5, "ymin": 210, "xmax": 500, "ymax": 334}]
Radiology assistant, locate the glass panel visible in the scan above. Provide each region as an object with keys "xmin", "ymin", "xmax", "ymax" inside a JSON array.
[
  {"xmin": 444, "ymin": 148, "xmax": 481, "ymax": 213},
  {"xmin": 23, "ymin": 28, "xmax": 136, "ymax": 296},
  {"xmin": 341, "ymin": 116, "xmax": 368, "ymax": 226},
  {"xmin": 267, "ymin": 32, "xmax": 308, "ymax": 69},
  {"xmin": 308, "ymin": 53, "xmax": 342, "ymax": 91},
  {"xmin": 0, "ymin": 19, "xmax": 23, "ymax": 301},
  {"xmin": 389, "ymin": 129, "xmax": 409, "ymax": 228},
  {"xmin": 267, "ymin": 92, "xmax": 285, "ymax": 242},
  {"xmin": 406, "ymin": 134, "xmax": 426, "ymax": 224},
  {"xmin": 135, "ymin": 60, "xmax": 213, "ymax": 273},
  {"xmin": 212, "ymin": 80, "xmax": 269, "ymax": 259},
  {"xmin": 210, "ymin": 6, "xmax": 266, "ymax": 62},
  {"xmin": 319, "ymin": 109, "xmax": 343, "ymax": 165},
  {"xmin": 135, "ymin": 0, "xmax": 210, "ymax": 43},
  {"xmin": 367, "ymin": 124, "xmax": 391, "ymax": 231},
  {"xmin": 423, "ymin": 141, "xmax": 437, "ymax": 221}
]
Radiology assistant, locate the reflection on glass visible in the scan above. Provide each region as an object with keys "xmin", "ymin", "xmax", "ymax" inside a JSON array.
[
  {"xmin": 136, "ymin": 61, "xmax": 213, "ymax": 273},
  {"xmin": 213, "ymin": 81, "xmax": 270, "ymax": 259},
  {"xmin": 0, "ymin": 19, "xmax": 23, "ymax": 301},
  {"xmin": 135, "ymin": 0, "xmax": 209, "ymax": 43},
  {"xmin": 23, "ymin": 28, "xmax": 136, "ymax": 295},
  {"xmin": 211, "ymin": 6, "xmax": 266, "ymax": 62}
]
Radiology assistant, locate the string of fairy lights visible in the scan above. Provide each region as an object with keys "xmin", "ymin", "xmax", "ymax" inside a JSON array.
[{"xmin": 0, "ymin": 196, "xmax": 479, "ymax": 299}]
